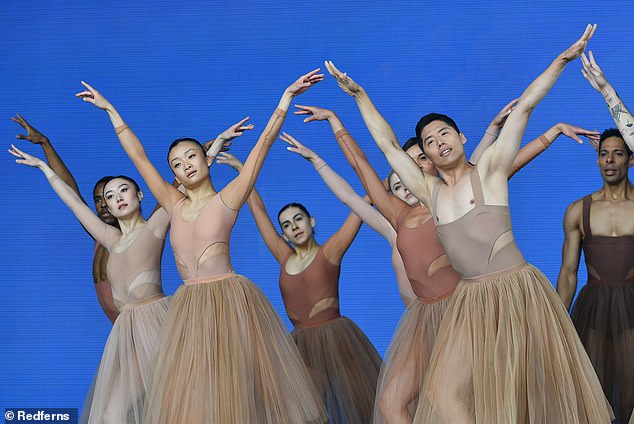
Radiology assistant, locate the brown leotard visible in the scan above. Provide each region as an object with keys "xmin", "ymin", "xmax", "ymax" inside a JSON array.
[
  {"xmin": 582, "ymin": 195, "xmax": 634, "ymax": 285},
  {"xmin": 431, "ymin": 166, "xmax": 525, "ymax": 278},
  {"xmin": 279, "ymin": 248, "xmax": 340, "ymax": 327}
]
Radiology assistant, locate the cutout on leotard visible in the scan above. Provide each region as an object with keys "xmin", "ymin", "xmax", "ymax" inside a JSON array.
[
  {"xmin": 428, "ymin": 254, "xmax": 452, "ymax": 278},
  {"xmin": 587, "ymin": 265, "xmax": 601, "ymax": 281},
  {"xmin": 196, "ymin": 242, "xmax": 230, "ymax": 272},
  {"xmin": 626, "ymin": 267, "xmax": 634, "ymax": 280},
  {"xmin": 488, "ymin": 229, "xmax": 515, "ymax": 264},
  {"xmin": 128, "ymin": 270, "xmax": 162, "ymax": 294},
  {"xmin": 286, "ymin": 309, "xmax": 300, "ymax": 322},
  {"xmin": 308, "ymin": 298, "xmax": 339, "ymax": 320},
  {"xmin": 174, "ymin": 253, "xmax": 188, "ymax": 270}
]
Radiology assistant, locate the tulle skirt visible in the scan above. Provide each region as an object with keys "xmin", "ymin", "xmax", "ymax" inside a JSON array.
[
  {"xmin": 292, "ymin": 316, "xmax": 382, "ymax": 424},
  {"xmin": 413, "ymin": 263, "xmax": 613, "ymax": 424},
  {"xmin": 373, "ymin": 293, "xmax": 452, "ymax": 424},
  {"xmin": 80, "ymin": 294, "xmax": 170, "ymax": 424},
  {"xmin": 572, "ymin": 282, "xmax": 634, "ymax": 423},
  {"xmin": 143, "ymin": 273, "xmax": 327, "ymax": 424}
]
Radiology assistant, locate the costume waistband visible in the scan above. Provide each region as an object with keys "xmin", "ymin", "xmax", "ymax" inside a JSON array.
[
  {"xmin": 184, "ymin": 272, "xmax": 237, "ymax": 286},
  {"xmin": 121, "ymin": 293, "xmax": 166, "ymax": 311},
  {"xmin": 587, "ymin": 278, "xmax": 634, "ymax": 286},
  {"xmin": 418, "ymin": 287, "xmax": 456, "ymax": 304},
  {"xmin": 461, "ymin": 262, "xmax": 527, "ymax": 283},
  {"xmin": 294, "ymin": 315, "xmax": 342, "ymax": 329}
]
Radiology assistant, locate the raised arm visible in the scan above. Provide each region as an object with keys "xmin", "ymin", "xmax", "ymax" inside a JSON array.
[
  {"xmin": 219, "ymin": 69, "xmax": 324, "ymax": 210},
  {"xmin": 216, "ymin": 153, "xmax": 293, "ymax": 263},
  {"xmin": 508, "ymin": 123, "xmax": 600, "ymax": 179},
  {"xmin": 281, "ymin": 132, "xmax": 394, "ymax": 240},
  {"xmin": 203, "ymin": 116, "xmax": 255, "ymax": 164},
  {"xmin": 469, "ymin": 99, "xmax": 519, "ymax": 163},
  {"xmin": 76, "ymin": 82, "xmax": 180, "ymax": 211},
  {"xmin": 294, "ymin": 105, "xmax": 407, "ymax": 226},
  {"xmin": 9, "ymin": 145, "xmax": 119, "ymax": 249},
  {"xmin": 12, "ymin": 114, "xmax": 84, "ymax": 202},
  {"xmin": 325, "ymin": 61, "xmax": 436, "ymax": 207},
  {"xmin": 556, "ymin": 200, "xmax": 583, "ymax": 311},
  {"xmin": 477, "ymin": 25, "xmax": 597, "ymax": 179},
  {"xmin": 582, "ymin": 51, "xmax": 634, "ymax": 151}
]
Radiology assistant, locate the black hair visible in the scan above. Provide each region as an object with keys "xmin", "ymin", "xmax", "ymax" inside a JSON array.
[
  {"xmin": 415, "ymin": 113, "xmax": 461, "ymax": 153},
  {"xmin": 599, "ymin": 128, "xmax": 633, "ymax": 157},
  {"xmin": 102, "ymin": 175, "xmax": 141, "ymax": 195},
  {"xmin": 402, "ymin": 137, "xmax": 419, "ymax": 152},
  {"xmin": 167, "ymin": 137, "xmax": 206, "ymax": 163},
  {"xmin": 277, "ymin": 202, "xmax": 311, "ymax": 225},
  {"xmin": 93, "ymin": 176, "xmax": 116, "ymax": 195}
]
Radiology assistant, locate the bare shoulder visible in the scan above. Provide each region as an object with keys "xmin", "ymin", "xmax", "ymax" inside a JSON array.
[{"xmin": 563, "ymin": 198, "xmax": 583, "ymax": 230}]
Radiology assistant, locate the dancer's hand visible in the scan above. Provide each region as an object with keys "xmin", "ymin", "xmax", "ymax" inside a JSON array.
[
  {"xmin": 285, "ymin": 68, "xmax": 324, "ymax": 97},
  {"xmin": 561, "ymin": 24, "xmax": 596, "ymax": 63},
  {"xmin": 8, "ymin": 144, "xmax": 46, "ymax": 168},
  {"xmin": 215, "ymin": 152, "xmax": 244, "ymax": 171},
  {"xmin": 490, "ymin": 98, "xmax": 520, "ymax": 129},
  {"xmin": 281, "ymin": 132, "xmax": 318, "ymax": 162},
  {"xmin": 581, "ymin": 51, "xmax": 609, "ymax": 93},
  {"xmin": 75, "ymin": 81, "xmax": 113, "ymax": 110},
  {"xmin": 556, "ymin": 123, "xmax": 600, "ymax": 144},
  {"xmin": 11, "ymin": 114, "xmax": 49, "ymax": 145},
  {"xmin": 294, "ymin": 105, "xmax": 335, "ymax": 123},
  {"xmin": 325, "ymin": 60, "xmax": 363, "ymax": 97},
  {"xmin": 216, "ymin": 116, "xmax": 254, "ymax": 142}
]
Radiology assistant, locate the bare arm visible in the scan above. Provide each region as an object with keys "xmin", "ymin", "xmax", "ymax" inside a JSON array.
[
  {"xmin": 92, "ymin": 244, "xmax": 120, "ymax": 323},
  {"xmin": 322, "ymin": 209, "xmax": 363, "ymax": 266},
  {"xmin": 508, "ymin": 123, "xmax": 600, "ymax": 179},
  {"xmin": 478, "ymin": 25, "xmax": 597, "ymax": 179},
  {"xmin": 469, "ymin": 99, "xmax": 519, "ymax": 163},
  {"xmin": 219, "ymin": 69, "xmax": 324, "ymax": 210},
  {"xmin": 582, "ymin": 51, "xmax": 634, "ymax": 151},
  {"xmin": 325, "ymin": 61, "xmax": 436, "ymax": 207},
  {"xmin": 281, "ymin": 131, "xmax": 394, "ymax": 240},
  {"xmin": 76, "ymin": 82, "xmax": 181, "ymax": 212},
  {"xmin": 556, "ymin": 200, "xmax": 583, "ymax": 311}
]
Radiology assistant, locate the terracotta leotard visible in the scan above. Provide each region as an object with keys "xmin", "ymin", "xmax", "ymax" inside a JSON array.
[
  {"xmin": 279, "ymin": 248, "xmax": 340, "ymax": 327},
  {"xmin": 169, "ymin": 193, "xmax": 238, "ymax": 281},
  {"xmin": 394, "ymin": 205, "xmax": 461, "ymax": 300},
  {"xmin": 582, "ymin": 195, "xmax": 634, "ymax": 286},
  {"xmin": 431, "ymin": 166, "xmax": 525, "ymax": 278}
]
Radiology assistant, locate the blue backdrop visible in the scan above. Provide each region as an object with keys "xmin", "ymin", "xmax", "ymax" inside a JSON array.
[{"xmin": 1, "ymin": 0, "xmax": 632, "ymax": 409}]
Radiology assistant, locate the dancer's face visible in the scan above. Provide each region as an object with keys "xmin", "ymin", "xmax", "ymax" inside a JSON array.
[
  {"xmin": 405, "ymin": 143, "xmax": 437, "ymax": 175},
  {"xmin": 168, "ymin": 141, "xmax": 210, "ymax": 187},
  {"xmin": 598, "ymin": 136, "xmax": 633, "ymax": 184},
  {"xmin": 389, "ymin": 173, "xmax": 419, "ymax": 206},
  {"xmin": 278, "ymin": 206, "xmax": 315, "ymax": 246},
  {"xmin": 419, "ymin": 120, "xmax": 466, "ymax": 168},
  {"xmin": 103, "ymin": 178, "xmax": 142, "ymax": 219},
  {"xmin": 93, "ymin": 182, "xmax": 117, "ymax": 224}
]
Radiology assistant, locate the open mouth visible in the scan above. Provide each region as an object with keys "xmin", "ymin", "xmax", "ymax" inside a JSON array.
[
  {"xmin": 187, "ymin": 170, "xmax": 197, "ymax": 178},
  {"xmin": 118, "ymin": 203, "xmax": 128, "ymax": 210},
  {"xmin": 440, "ymin": 148, "xmax": 452, "ymax": 157}
]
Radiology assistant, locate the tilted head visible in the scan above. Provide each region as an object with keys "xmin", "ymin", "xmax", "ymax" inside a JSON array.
[
  {"xmin": 277, "ymin": 203, "xmax": 315, "ymax": 246},
  {"xmin": 93, "ymin": 175, "xmax": 117, "ymax": 225},
  {"xmin": 402, "ymin": 136, "xmax": 437, "ymax": 175},
  {"xmin": 597, "ymin": 129, "xmax": 633, "ymax": 185},
  {"xmin": 388, "ymin": 170, "xmax": 419, "ymax": 206},
  {"xmin": 167, "ymin": 138, "xmax": 210, "ymax": 187},
  {"xmin": 415, "ymin": 113, "xmax": 466, "ymax": 168},
  {"xmin": 102, "ymin": 176, "xmax": 143, "ymax": 219}
]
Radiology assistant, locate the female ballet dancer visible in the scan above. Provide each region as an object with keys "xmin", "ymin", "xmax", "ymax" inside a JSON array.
[
  {"xmin": 9, "ymin": 145, "xmax": 170, "ymax": 423},
  {"xmin": 327, "ymin": 25, "xmax": 612, "ymax": 423},
  {"xmin": 75, "ymin": 70, "xmax": 328, "ymax": 423},
  {"xmin": 217, "ymin": 148, "xmax": 382, "ymax": 424}
]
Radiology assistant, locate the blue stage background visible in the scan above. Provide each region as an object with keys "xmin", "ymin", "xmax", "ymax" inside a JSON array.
[{"xmin": 1, "ymin": 0, "xmax": 632, "ymax": 409}]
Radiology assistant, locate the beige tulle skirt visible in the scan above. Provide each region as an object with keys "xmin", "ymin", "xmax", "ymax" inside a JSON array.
[
  {"xmin": 292, "ymin": 316, "xmax": 382, "ymax": 424},
  {"xmin": 373, "ymin": 293, "xmax": 452, "ymax": 424},
  {"xmin": 80, "ymin": 294, "xmax": 170, "ymax": 424},
  {"xmin": 143, "ymin": 273, "xmax": 327, "ymax": 424},
  {"xmin": 413, "ymin": 264, "xmax": 613, "ymax": 424}
]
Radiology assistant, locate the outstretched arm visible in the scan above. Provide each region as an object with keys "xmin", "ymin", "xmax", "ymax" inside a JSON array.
[
  {"xmin": 325, "ymin": 61, "xmax": 436, "ymax": 207},
  {"xmin": 582, "ymin": 51, "xmax": 634, "ymax": 151},
  {"xmin": 76, "ymin": 82, "xmax": 180, "ymax": 212},
  {"xmin": 219, "ymin": 69, "xmax": 324, "ymax": 210},
  {"xmin": 203, "ymin": 116, "xmax": 255, "ymax": 164},
  {"xmin": 508, "ymin": 123, "xmax": 600, "ymax": 179},
  {"xmin": 216, "ymin": 153, "xmax": 293, "ymax": 263},
  {"xmin": 11, "ymin": 114, "xmax": 84, "ymax": 202},
  {"xmin": 294, "ymin": 105, "xmax": 407, "ymax": 226},
  {"xmin": 556, "ymin": 200, "xmax": 583, "ymax": 311},
  {"xmin": 9, "ymin": 145, "xmax": 119, "ymax": 249},
  {"xmin": 478, "ymin": 24, "xmax": 597, "ymax": 179},
  {"xmin": 469, "ymin": 99, "xmax": 519, "ymax": 163},
  {"xmin": 281, "ymin": 132, "xmax": 393, "ymax": 241}
]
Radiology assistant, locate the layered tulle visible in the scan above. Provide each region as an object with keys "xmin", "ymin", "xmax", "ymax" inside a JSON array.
[
  {"xmin": 373, "ymin": 296, "xmax": 450, "ymax": 424},
  {"xmin": 414, "ymin": 264, "xmax": 613, "ymax": 424},
  {"xmin": 80, "ymin": 295, "xmax": 170, "ymax": 424},
  {"xmin": 143, "ymin": 274, "xmax": 327, "ymax": 423},
  {"xmin": 292, "ymin": 316, "xmax": 382, "ymax": 424},
  {"xmin": 572, "ymin": 283, "xmax": 634, "ymax": 423}
]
